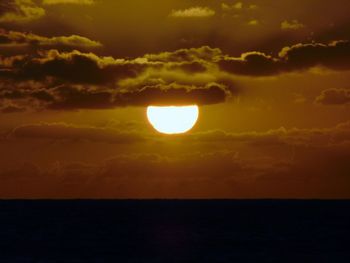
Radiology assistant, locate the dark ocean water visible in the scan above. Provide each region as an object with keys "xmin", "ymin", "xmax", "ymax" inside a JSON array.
[{"xmin": 0, "ymin": 200, "xmax": 349, "ymax": 262}]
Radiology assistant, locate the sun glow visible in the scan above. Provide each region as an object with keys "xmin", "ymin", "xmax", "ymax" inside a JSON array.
[{"xmin": 147, "ymin": 105, "xmax": 199, "ymax": 134}]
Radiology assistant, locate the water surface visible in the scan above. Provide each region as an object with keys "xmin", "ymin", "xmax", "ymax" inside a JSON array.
[{"xmin": 0, "ymin": 200, "xmax": 349, "ymax": 262}]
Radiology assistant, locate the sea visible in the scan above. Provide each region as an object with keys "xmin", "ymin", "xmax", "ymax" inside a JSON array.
[{"xmin": 0, "ymin": 200, "xmax": 349, "ymax": 262}]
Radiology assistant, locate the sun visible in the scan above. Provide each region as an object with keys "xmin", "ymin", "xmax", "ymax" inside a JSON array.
[{"xmin": 147, "ymin": 105, "xmax": 199, "ymax": 134}]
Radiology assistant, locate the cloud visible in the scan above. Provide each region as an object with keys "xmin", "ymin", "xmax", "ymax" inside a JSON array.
[
  {"xmin": 281, "ymin": 20, "xmax": 305, "ymax": 30},
  {"xmin": 221, "ymin": 2, "xmax": 258, "ymax": 11},
  {"xmin": 169, "ymin": 7, "xmax": 215, "ymax": 18},
  {"xmin": 221, "ymin": 2, "xmax": 243, "ymax": 11},
  {"xmin": 1, "ymin": 121, "xmax": 350, "ymax": 198},
  {"xmin": 0, "ymin": 152, "xmax": 247, "ymax": 198},
  {"xmin": 219, "ymin": 51, "xmax": 280, "ymax": 76},
  {"xmin": 11, "ymin": 122, "xmax": 145, "ymax": 143},
  {"xmin": 0, "ymin": 101, "xmax": 26, "ymax": 113},
  {"xmin": 2, "ymin": 41, "xmax": 350, "ymax": 111},
  {"xmin": 248, "ymin": 20, "xmax": 259, "ymax": 26},
  {"xmin": 1, "ymin": 49, "xmax": 147, "ymax": 84},
  {"xmin": 315, "ymin": 88, "xmax": 350, "ymax": 105},
  {"xmin": 1, "ymin": 141, "xmax": 350, "ymax": 198},
  {"xmin": 0, "ymin": 47, "xmax": 234, "ymax": 111},
  {"xmin": 248, "ymin": 4, "xmax": 258, "ymax": 10},
  {"xmin": 143, "ymin": 46, "xmax": 222, "ymax": 63},
  {"xmin": 0, "ymin": 29, "xmax": 102, "ymax": 49},
  {"xmin": 4, "ymin": 41, "xmax": 350, "ymax": 81},
  {"xmin": 279, "ymin": 40, "xmax": 350, "ymax": 71},
  {"xmin": 42, "ymin": 0, "xmax": 95, "ymax": 5},
  {"xmin": 219, "ymin": 40, "xmax": 350, "ymax": 76},
  {"xmin": 44, "ymin": 85, "xmax": 115, "ymax": 110},
  {"xmin": 114, "ymin": 83, "xmax": 230, "ymax": 106},
  {"xmin": 0, "ymin": 0, "xmax": 45, "ymax": 23},
  {"xmin": 182, "ymin": 121, "xmax": 350, "ymax": 148},
  {"xmin": 0, "ymin": 81, "xmax": 231, "ymax": 111},
  {"xmin": 9, "ymin": 120, "xmax": 350, "ymax": 148}
]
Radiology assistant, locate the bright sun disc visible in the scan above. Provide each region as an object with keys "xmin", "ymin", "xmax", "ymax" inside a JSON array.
[{"xmin": 147, "ymin": 105, "xmax": 199, "ymax": 134}]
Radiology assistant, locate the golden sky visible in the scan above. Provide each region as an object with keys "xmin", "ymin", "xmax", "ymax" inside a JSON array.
[{"xmin": 0, "ymin": 0, "xmax": 350, "ymax": 198}]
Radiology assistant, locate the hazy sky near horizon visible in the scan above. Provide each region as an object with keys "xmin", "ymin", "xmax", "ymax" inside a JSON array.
[{"xmin": 0, "ymin": 0, "xmax": 350, "ymax": 198}]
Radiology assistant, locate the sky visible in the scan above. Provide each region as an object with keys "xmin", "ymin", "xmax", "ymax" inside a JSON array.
[{"xmin": 0, "ymin": 0, "xmax": 350, "ymax": 198}]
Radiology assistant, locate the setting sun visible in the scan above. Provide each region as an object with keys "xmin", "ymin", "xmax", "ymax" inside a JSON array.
[{"xmin": 147, "ymin": 105, "xmax": 199, "ymax": 134}]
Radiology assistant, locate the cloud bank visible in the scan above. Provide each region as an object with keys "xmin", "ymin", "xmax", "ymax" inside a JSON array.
[{"xmin": 1, "ymin": 40, "xmax": 350, "ymax": 112}]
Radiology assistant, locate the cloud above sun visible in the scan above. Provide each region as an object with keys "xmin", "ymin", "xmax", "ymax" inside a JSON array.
[
  {"xmin": 0, "ymin": 0, "xmax": 45, "ymax": 23},
  {"xmin": 0, "ymin": 29, "xmax": 102, "ymax": 48},
  {"xmin": 169, "ymin": 7, "xmax": 215, "ymax": 18},
  {"xmin": 2, "ymin": 38, "xmax": 350, "ymax": 112},
  {"xmin": 0, "ymin": 0, "xmax": 95, "ymax": 24},
  {"xmin": 281, "ymin": 20, "xmax": 305, "ymax": 30},
  {"xmin": 42, "ymin": 0, "xmax": 95, "ymax": 5}
]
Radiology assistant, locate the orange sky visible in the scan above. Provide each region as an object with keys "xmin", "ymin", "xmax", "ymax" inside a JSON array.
[{"xmin": 0, "ymin": 0, "xmax": 350, "ymax": 198}]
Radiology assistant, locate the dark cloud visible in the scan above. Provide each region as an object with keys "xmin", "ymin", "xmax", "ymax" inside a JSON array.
[
  {"xmin": 1, "ymin": 49, "xmax": 148, "ymax": 84},
  {"xmin": 4, "ymin": 41, "xmax": 350, "ymax": 81},
  {"xmin": 46, "ymin": 85, "xmax": 114, "ymax": 110},
  {"xmin": 279, "ymin": 40, "xmax": 350, "ymax": 71},
  {"xmin": 0, "ymin": 47, "xmax": 234, "ymax": 111},
  {"xmin": 219, "ymin": 40, "xmax": 350, "ymax": 76},
  {"xmin": 218, "ymin": 51, "xmax": 282, "ymax": 76},
  {"xmin": 0, "ymin": 81, "xmax": 230, "ymax": 111},
  {"xmin": 115, "ymin": 83, "xmax": 230, "ymax": 106},
  {"xmin": 1, "ymin": 41, "xmax": 350, "ymax": 111},
  {"xmin": 315, "ymin": 88, "xmax": 350, "ymax": 105}
]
